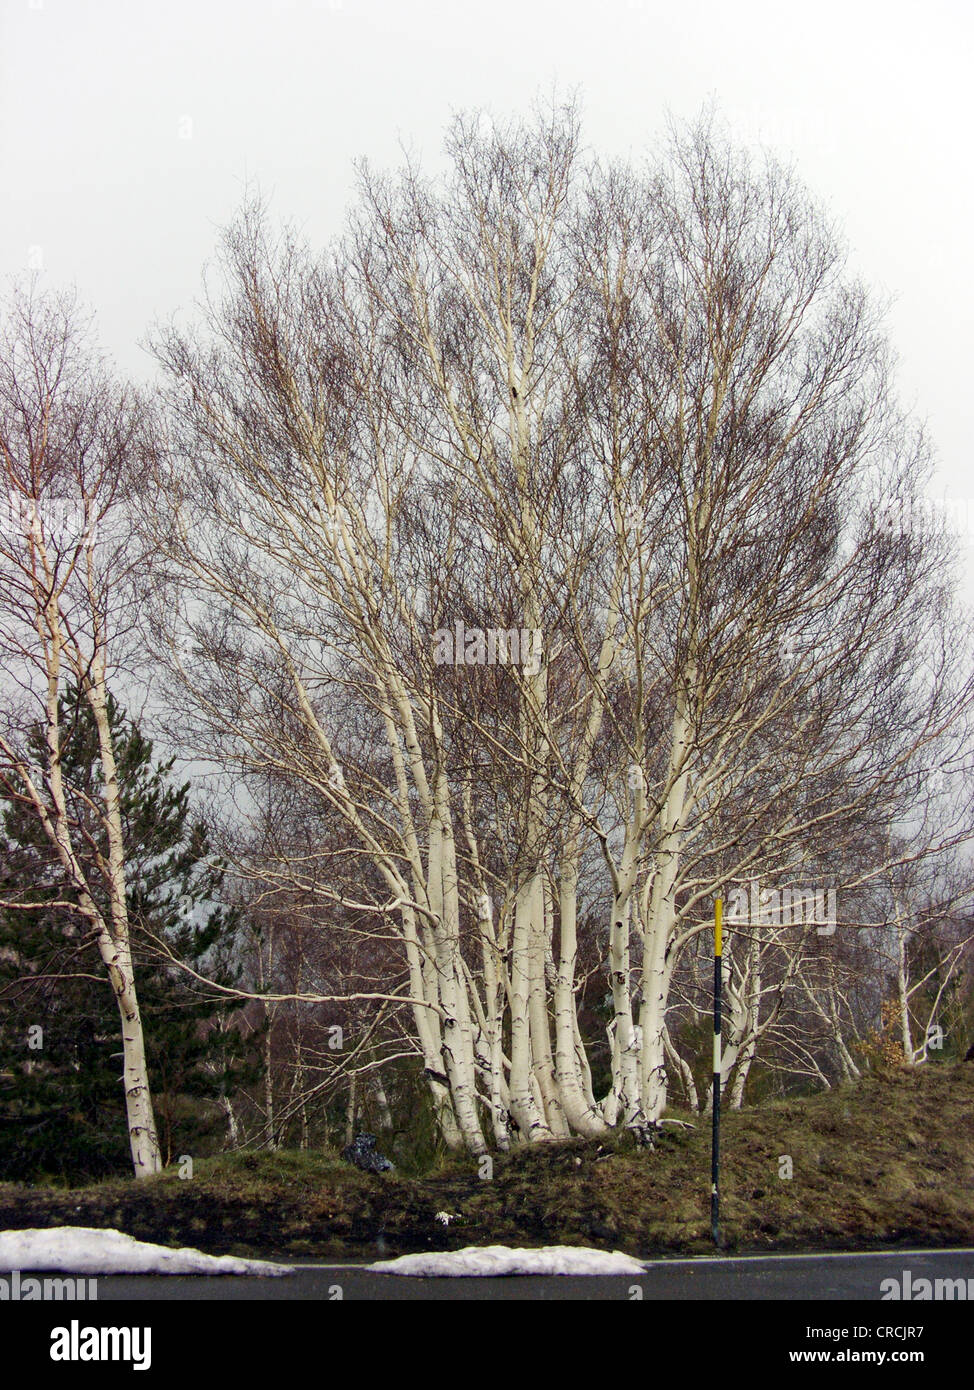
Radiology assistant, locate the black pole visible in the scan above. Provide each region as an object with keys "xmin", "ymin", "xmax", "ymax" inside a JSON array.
[{"xmin": 711, "ymin": 896, "xmax": 723, "ymax": 1247}]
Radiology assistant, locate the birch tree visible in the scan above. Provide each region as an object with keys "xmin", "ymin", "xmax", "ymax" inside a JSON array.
[
  {"xmin": 140, "ymin": 104, "xmax": 974, "ymax": 1148},
  {"xmin": 0, "ymin": 285, "xmax": 162, "ymax": 1177}
]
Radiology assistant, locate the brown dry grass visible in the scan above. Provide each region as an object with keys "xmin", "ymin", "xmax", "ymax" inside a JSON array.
[{"xmin": 1, "ymin": 1062, "xmax": 971, "ymax": 1259}]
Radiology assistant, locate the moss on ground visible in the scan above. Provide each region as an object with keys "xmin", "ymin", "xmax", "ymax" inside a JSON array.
[{"xmin": 1, "ymin": 1062, "xmax": 971, "ymax": 1260}]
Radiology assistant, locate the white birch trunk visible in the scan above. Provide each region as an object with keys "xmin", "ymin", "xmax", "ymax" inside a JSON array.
[
  {"xmin": 638, "ymin": 681, "xmax": 692, "ymax": 1124},
  {"xmin": 509, "ymin": 874, "xmax": 552, "ymax": 1140},
  {"xmin": 727, "ymin": 931, "xmax": 762, "ymax": 1109},
  {"xmin": 81, "ymin": 664, "xmax": 162, "ymax": 1177},
  {"xmin": 529, "ymin": 877, "xmax": 570, "ymax": 1137},
  {"xmin": 428, "ymin": 794, "xmax": 487, "ymax": 1153},
  {"xmin": 554, "ymin": 847, "xmax": 606, "ymax": 1135}
]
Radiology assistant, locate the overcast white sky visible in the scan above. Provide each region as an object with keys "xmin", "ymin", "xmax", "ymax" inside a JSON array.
[{"xmin": 2, "ymin": 0, "xmax": 972, "ymax": 587}]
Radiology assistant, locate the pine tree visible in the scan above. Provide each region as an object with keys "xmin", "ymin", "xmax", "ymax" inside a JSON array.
[{"xmin": 0, "ymin": 686, "xmax": 257, "ymax": 1181}]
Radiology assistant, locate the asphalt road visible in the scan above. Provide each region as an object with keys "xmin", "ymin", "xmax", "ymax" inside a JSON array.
[{"xmin": 86, "ymin": 1247, "xmax": 974, "ymax": 1300}]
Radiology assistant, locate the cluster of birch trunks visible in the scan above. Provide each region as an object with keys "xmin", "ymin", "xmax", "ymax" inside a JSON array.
[{"xmin": 2, "ymin": 105, "xmax": 972, "ymax": 1170}]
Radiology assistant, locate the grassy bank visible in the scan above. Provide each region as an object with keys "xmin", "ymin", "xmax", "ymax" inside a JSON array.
[{"xmin": 2, "ymin": 1063, "xmax": 972, "ymax": 1260}]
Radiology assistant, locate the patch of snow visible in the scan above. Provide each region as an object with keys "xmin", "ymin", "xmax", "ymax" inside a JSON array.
[
  {"xmin": 0, "ymin": 1227, "xmax": 292, "ymax": 1277},
  {"xmin": 369, "ymin": 1243, "xmax": 646, "ymax": 1276}
]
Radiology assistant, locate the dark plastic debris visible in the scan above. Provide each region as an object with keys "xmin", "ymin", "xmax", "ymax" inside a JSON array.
[{"xmin": 342, "ymin": 1132, "xmax": 394, "ymax": 1173}]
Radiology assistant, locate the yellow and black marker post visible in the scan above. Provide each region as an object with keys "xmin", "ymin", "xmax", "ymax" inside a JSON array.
[{"xmin": 711, "ymin": 896, "xmax": 723, "ymax": 1247}]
